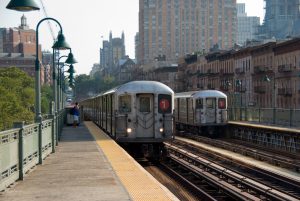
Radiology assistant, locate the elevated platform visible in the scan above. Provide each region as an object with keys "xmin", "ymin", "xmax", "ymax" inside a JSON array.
[
  {"xmin": 176, "ymin": 136, "xmax": 300, "ymax": 182},
  {"xmin": 0, "ymin": 122, "xmax": 178, "ymax": 201},
  {"xmin": 228, "ymin": 121, "xmax": 300, "ymax": 134}
]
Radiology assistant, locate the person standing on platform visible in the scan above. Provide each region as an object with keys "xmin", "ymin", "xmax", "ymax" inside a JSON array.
[{"xmin": 72, "ymin": 102, "xmax": 80, "ymax": 127}]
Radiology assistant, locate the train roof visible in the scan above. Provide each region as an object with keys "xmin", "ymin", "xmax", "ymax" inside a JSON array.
[
  {"xmin": 175, "ymin": 90, "xmax": 227, "ymax": 99},
  {"xmin": 103, "ymin": 81, "xmax": 174, "ymax": 95}
]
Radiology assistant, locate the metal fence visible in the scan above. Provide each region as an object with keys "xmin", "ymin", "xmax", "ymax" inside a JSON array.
[
  {"xmin": 228, "ymin": 107, "xmax": 300, "ymax": 127},
  {"xmin": 0, "ymin": 110, "xmax": 65, "ymax": 191}
]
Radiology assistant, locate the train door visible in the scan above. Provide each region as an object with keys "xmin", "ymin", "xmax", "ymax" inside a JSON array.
[
  {"xmin": 136, "ymin": 94, "xmax": 154, "ymax": 138},
  {"xmin": 218, "ymin": 98, "xmax": 227, "ymax": 123},
  {"xmin": 206, "ymin": 98, "xmax": 216, "ymax": 123},
  {"xmin": 195, "ymin": 98, "xmax": 203, "ymax": 124}
]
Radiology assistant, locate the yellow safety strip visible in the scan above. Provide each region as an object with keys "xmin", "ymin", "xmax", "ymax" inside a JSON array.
[{"xmin": 85, "ymin": 122, "xmax": 179, "ymax": 201}]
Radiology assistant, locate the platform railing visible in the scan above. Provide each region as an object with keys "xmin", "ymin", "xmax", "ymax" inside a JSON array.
[
  {"xmin": 228, "ymin": 107, "xmax": 300, "ymax": 127},
  {"xmin": 0, "ymin": 108, "xmax": 66, "ymax": 191}
]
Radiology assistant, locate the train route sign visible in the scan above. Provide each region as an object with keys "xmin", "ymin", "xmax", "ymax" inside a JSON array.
[{"xmin": 159, "ymin": 99, "xmax": 170, "ymax": 111}]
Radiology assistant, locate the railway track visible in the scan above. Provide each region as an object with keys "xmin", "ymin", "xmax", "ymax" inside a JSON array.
[
  {"xmin": 163, "ymin": 139, "xmax": 300, "ymax": 201},
  {"xmin": 176, "ymin": 132, "xmax": 300, "ymax": 172},
  {"xmin": 136, "ymin": 158, "xmax": 200, "ymax": 201}
]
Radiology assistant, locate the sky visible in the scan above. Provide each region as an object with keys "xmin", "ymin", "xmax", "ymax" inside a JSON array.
[{"xmin": 0, "ymin": 0, "xmax": 264, "ymax": 75}]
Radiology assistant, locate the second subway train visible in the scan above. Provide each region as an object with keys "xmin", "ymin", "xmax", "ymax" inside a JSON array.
[{"xmin": 174, "ymin": 90, "xmax": 228, "ymax": 137}]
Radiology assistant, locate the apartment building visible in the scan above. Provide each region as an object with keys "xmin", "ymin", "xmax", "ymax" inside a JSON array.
[
  {"xmin": 138, "ymin": 0, "xmax": 237, "ymax": 64},
  {"xmin": 175, "ymin": 38, "xmax": 300, "ymax": 109}
]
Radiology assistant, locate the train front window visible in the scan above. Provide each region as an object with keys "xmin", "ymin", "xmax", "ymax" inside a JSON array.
[
  {"xmin": 206, "ymin": 98, "xmax": 216, "ymax": 109},
  {"xmin": 218, "ymin": 98, "xmax": 226, "ymax": 109},
  {"xmin": 139, "ymin": 97, "xmax": 151, "ymax": 112},
  {"xmin": 196, "ymin": 99, "xmax": 203, "ymax": 109},
  {"xmin": 119, "ymin": 95, "xmax": 131, "ymax": 113}
]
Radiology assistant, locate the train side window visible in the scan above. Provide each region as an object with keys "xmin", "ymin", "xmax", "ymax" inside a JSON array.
[
  {"xmin": 206, "ymin": 98, "xmax": 216, "ymax": 109},
  {"xmin": 119, "ymin": 95, "xmax": 131, "ymax": 113},
  {"xmin": 196, "ymin": 99, "xmax": 203, "ymax": 109},
  {"xmin": 218, "ymin": 98, "xmax": 226, "ymax": 109},
  {"xmin": 139, "ymin": 97, "xmax": 151, "ymax": 112}
]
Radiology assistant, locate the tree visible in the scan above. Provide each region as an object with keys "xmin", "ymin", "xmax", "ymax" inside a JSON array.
[
  {"xmin": 41, "ymin": 85, "xmax": 53, "ymax": 114},
  {"xmin": 0, "ymin": 67, "xmax": 34, "ymax": 130},
  {"xmin": 74, "ymin": 73, "xmax": 118, "ymax": 101}
]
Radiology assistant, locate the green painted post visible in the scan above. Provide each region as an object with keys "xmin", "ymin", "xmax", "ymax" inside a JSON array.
[
  {"xmin": 49, "ymin": 101, "xmax": 55, "ymax": 153},
  {"xmin": 13, "ymin": 122, "xmax": 24, "ymax": 180},
  {"xmin": 38, "ymin": 119, "xmax": 42, "ymax": 164}
]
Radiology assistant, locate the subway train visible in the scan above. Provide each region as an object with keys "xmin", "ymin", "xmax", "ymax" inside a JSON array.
[
  {"xmin": 80, "ymin": 81, "xmax": 174, "ymax": 157},
  {"xmin": 174, "ymin": 90, "xmax": 228, "ymax": 137}
]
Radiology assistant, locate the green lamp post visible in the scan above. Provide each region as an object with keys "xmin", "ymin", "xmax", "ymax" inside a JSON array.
[
  {"xmin": 57, "ymin": 52, "xmax": 77, "ymax": 111},
  {"xmin": 35, "ymin": 18, "xmax": 70, "ymax": 123},
  {"xmin": 6, "ymin": 0, "xmax": 40, "ymax": 11},
  {"xmin": 35, "ymin": 18, "xmax": 70, "ymax": 164}
]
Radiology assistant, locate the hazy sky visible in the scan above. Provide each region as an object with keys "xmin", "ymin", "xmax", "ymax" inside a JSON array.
[{"xmin": 0, "ymin": 0, "xmax": 264, "ymax": 75}]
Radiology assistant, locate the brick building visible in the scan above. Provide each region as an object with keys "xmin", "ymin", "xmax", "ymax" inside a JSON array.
[
  {"xmin": 0, "ymin": 15, "xmax": 44, "ymax": 84},
  {"xmin": 175, "ymin": 38, "xmax": 300, "ymax": 109},
  {"xmin": 0, "ymin": 53, "xmax": 45, "ymax": 84}
]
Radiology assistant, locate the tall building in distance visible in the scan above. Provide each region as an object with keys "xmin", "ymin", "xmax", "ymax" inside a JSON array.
[
  {"xmin": 135, "ymin": 32, "xmax": 140, "ymax": 63},
  {"xmin": 42, "ymin": 50, "xmax": 53, "ymax": 85},
  {"xmin": 236, "ymin": 3, "xmax": 260, "ymax": 45},
  {"xmin": 100, "ymin": 31, "xmax": 126, "ymax": 72},
  {"xmin": 138, "ymin": 0, "xmax": 237, "ymax": 64},
  {"xmin": 258, "ymin": 0, "xmax": 300, "ymax": 39}
]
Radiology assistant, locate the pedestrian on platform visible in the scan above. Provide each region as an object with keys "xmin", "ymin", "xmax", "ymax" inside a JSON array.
[{"xmin": 72, "ymin": 102, "xmax": 80, "ymax": 127}]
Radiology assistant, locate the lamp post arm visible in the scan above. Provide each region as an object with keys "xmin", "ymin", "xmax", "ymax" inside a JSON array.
[
  {"xmin": 58, "ymin": 55, "xmax": 68, "ymax": 65},
  {"xmin": 36, "ymin": 17, "xmax": 63, "ymax": 68}
]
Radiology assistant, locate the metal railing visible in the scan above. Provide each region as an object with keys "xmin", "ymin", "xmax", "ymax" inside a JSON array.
[
  {"xmin": 228, "ymin": 107, "xmax": 300, "ymax": 127},
  {"xmin": 0, "ymin": 109, "xmax": 65, "ymax": 191}
]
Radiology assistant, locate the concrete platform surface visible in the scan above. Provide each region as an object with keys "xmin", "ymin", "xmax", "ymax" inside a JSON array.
[
  {"xmin": 86, "ymin": 122, "xmax": 179, "ymax": 201},
  {"xmin": 0, "ymin": 123, "xmax": 131, "ymax": 201}
]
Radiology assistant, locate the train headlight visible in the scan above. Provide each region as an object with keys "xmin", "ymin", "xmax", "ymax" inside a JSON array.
[
  {"xmin": 159, "ymin": 128, "xmax": 164, "ymax": 133},
  {"xmin": 127, "ymin": 128, "xmax": 132, "ymax": 133}
]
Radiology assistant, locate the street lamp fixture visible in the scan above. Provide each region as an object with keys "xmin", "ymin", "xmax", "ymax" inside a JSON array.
[
  {"xmin": 6, "ymin": 0, "xmax": 40, "ymax": 11},
  {"xmin": 263, "ymin": 74, "xmax": 276, "ymax": 124},
  {"xmin": 263, "ymin": 75, "xmax": 271, "ymax": 82},
  {"xmin": 225, "ymin": 80, "xmax": 232, "ymax": 87},
  {"xmin": 236, "ymin": 79, "xmax": 242, "ymax": 86},
  {"xmin": 56, "ymin": 52, "xmax": 77, "ymax": 111},
  {"xmin": 52, "ymin": 33, "xmax": 70, "ymax": 50},
  {"xmin": 67, "ymin": 65, "xmax": 76, "ymax": 88},
  {"xmin": 67, "ymin": 64, "xmax": 76, "ymax": 74},
  {"xmin": 65, "ymin": 52, "xmax": 78, "ymax": 64}
]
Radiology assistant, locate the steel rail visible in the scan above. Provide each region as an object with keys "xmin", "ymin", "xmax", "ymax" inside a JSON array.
[{"xmin": 164, "ymin": 142, "xmax": 299, "ymax": 201}]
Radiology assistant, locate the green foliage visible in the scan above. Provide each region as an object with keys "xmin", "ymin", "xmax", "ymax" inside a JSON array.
[
  {"xmin": 74, "ymin": 73, "xmax": 118, "ymax": 101},
  {"xmin": 0, "ymin": 67, "xmax": 34, "ymax": 130},
  {"xmin": 41, "ymin": 85, "xmax": 53, "ymax": 114}
]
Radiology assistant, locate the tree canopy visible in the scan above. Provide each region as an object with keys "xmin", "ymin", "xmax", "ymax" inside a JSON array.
[
  {"xmin": 0, "ymin": 67, "xmax": 54, "ymax": 131},
  {"xmin": 74, "ymin": 72, "xmax": 118, "ymax": 101},
  {"xmin": 0, "ymin": 67, "xmax": 34, "ymax": 130}
]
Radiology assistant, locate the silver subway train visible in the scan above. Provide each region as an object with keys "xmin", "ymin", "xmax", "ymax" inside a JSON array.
[
  {"xmin": 81, "ymin": 81, "xmax": 174, "ymax": 156},
  {"xmin": 174, "ymin": 90, "xmax": 228, "ymax": 137}
]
